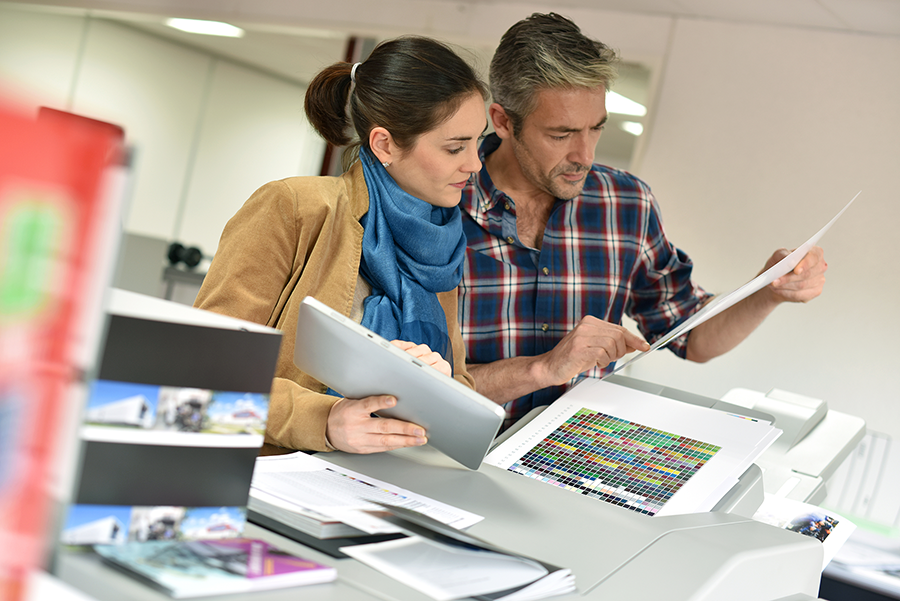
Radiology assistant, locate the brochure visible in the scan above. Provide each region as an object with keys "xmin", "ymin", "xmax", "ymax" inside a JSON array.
[{"xmin": 93, "ymin": 538, "xmax": 336, "ymax": 598}]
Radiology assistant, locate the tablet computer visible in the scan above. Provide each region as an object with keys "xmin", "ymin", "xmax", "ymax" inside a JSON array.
[{"xmin": 293, "ymin": 296, "xmax": 505, "ymax": 470}]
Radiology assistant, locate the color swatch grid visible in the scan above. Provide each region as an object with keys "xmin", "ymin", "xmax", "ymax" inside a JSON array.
[{"xmin": 507, "ymin": 408, "xmax": 720, "ymax": 516}]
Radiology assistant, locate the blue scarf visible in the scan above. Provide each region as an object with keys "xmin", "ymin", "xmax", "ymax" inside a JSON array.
[{"xmin": 357, "ymin": 147, "xmax": 466, "ymax": 367}]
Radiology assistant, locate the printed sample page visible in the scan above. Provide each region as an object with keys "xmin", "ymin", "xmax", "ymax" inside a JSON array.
[{"xmin": 486, "ymin": 379, "xmax": 781, "ymax": 517}]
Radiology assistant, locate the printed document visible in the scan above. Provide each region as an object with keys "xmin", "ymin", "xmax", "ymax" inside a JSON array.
[
  {"xmin": 250, "ymin": 452, "xmax": 482, "ymax": 534},
  {"xmin": 606, "ymin": 191, "xmax": 860, "ymax": 377},
  {"xmin": 485, "ymin": 378, "xmax": 781, "ymax": 517}
]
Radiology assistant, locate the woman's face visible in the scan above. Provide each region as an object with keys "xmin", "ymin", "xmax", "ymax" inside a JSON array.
[{"xmin": 388, "ymin": 93, "xmax": 487, "ymax": 208}]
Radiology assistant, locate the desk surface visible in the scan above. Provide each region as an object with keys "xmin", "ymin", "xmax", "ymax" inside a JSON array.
[{"xmin": 55, "ymin": 445, "xmax": 823, "ymax": 601}]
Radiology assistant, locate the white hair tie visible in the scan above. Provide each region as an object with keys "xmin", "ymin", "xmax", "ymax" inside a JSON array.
[{"xmin": 350, "ymin": 62, "xmax": 361, "ymax": 84}]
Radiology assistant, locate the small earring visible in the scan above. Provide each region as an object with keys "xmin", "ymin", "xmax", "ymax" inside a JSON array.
[{"xmin": 381, "ymin": 161, "xmax": 391, "ymax": 168}]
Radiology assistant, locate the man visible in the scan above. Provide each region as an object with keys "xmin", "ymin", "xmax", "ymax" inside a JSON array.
[{"xmin": 458, "ymin": 13, "xmax": 826, "ymax": 428}]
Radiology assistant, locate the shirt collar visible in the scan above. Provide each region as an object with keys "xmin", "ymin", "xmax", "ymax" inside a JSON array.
[{"xmin": 472, "ymin": 133, "xmax": 508, "ymax": 214}]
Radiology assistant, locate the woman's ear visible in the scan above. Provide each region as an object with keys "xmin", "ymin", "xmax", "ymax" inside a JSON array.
[{"xmin": 368, "ymin": 127, "xmax": 395, "ymax": 165}]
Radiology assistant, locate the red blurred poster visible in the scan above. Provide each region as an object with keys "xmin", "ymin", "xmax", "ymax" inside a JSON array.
[{"xmin": 0, "ymin": 103, "xmax": 124, "ymax": 600}]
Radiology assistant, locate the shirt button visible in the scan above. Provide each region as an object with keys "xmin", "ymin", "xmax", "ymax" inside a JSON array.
[
  {"xmin": 542, "ymin": 267, "xmax": 549, "ymax": 275},
  {"xmin": 541, "ymin": 323, "xmax": 549, "ymax": 332},
  {"xmin": 504, "ymin": 202, "xmax": 511, "ymax": 210},
  {"xmin": 506, "ymin": 236, "xmax": 515, "ymax": 244}
]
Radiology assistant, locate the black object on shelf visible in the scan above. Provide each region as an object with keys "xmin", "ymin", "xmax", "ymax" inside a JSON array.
[{"xmin": 167, "ymin": 242, "xmax": 203, "ymax": 269}]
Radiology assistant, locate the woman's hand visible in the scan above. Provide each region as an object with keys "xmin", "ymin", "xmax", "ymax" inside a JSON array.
[
  {"xmin": 325, "ymin": 395, "xmax": 427, "ymax": 454},
  {"xmin": 390, "ymin": 340, "xmax": 452, "ymax": 377}
]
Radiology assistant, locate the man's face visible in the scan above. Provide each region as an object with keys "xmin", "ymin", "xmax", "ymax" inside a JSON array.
[{"xmin": 509, "ymin": 87, "xmax": 608, "ymax": 200}]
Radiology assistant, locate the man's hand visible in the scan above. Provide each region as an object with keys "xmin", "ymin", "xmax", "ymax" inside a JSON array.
[
  {"xmin": 391, "ymin": 340, "xmax": 452, "ymax": 376},
  {"xmin": 685, "ymin": 245, "xmax": 828, "ymax": 363},
  {"xmin": 326, "ymin": 395, "xmax": 427, "ymax": 454},
  {"xmin": 533, "ymin": 315, "xmax": 649, "ymax": 388},
  {"xmin": 764, "ymin": 246, "xmax": 827, "ymax": 303}
]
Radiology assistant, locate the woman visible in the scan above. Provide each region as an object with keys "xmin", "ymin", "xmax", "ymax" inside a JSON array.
[{"xmin": 194, "ymin": 36, "xmax": 488, "ymax": 455}]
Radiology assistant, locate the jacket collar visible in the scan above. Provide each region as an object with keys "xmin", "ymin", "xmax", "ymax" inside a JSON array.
[{"xmin": 344, "ymin": 160, "xmax": 370, "ymax": 221}]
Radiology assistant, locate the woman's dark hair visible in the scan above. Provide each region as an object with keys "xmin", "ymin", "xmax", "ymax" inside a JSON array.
[{"xmin": 304, "ymin": 36, "xmax": 487, "ymax": 166}]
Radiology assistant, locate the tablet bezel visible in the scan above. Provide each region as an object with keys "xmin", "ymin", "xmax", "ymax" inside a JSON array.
[{"xmin": 293, "ymin": 296, "xmax": 505, "ymax": 469}]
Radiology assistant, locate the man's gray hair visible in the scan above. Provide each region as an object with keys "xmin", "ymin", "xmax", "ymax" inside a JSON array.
[{"xmin": 490, "ymin": 13, "xmax": 620, "ymax": 136}]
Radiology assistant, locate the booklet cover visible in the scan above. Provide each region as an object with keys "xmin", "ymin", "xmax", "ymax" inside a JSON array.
[
  {"xmin": 62, "ymin": 290, "xmax": 283, "ymax": 547},
  {"xmin": 93, "ymin": 538, "xmax": 336, "ymax": 598},
  {"xmin": 0, "ymin": 102, "xmax": 125, "ymax": 599}
]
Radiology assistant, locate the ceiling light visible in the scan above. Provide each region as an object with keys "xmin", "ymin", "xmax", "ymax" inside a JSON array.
[
  {"xmin": 607, "ymin": 92, "xmax": 647, "ymax": 117},
  {"xmin": 620, "ymin": 121, "xmax": 644, "ymax": 136},
  {"xmin": 165, "ymin": 18, "xmax": 245, "ymax": 38}
]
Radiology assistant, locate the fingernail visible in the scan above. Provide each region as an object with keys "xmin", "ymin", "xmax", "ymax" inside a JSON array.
[
  {"xmin": 416, "ymin": 437, "xmax": 427, "ymax": 445},
  {"xmin": 414, "ymin": 428, "xmax": 425, "ymax": 437}
]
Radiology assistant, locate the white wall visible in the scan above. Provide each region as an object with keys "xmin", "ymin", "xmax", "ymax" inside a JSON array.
[
  {"xmin": 0, "ymin": 4, "xmax": 82, "ymax": 109},
  {"xmin": 0, "ymin": 3, "xmax": 326, "ymax": 259},
  {"xmin": 177, "ymin": 60, "xmax": 323, "ymax": 251},
  {"xmin": 72, "ymin": 17, "xmax": 211, "ymax": 242},
  {"xmin": 625, "ymin": 18, "xmax": 900, "ymax": 441}
]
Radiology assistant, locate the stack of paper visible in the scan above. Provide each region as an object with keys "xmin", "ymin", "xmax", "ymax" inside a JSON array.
[
  {"xmin": 486, "ymin": 378, "xmax": 782, "ymax": 517},
  {"xmin": 342, "ymin": 504, "xmax": 575, "ymax": 601},
  {"xmin": 248, "ymin": 453, "xmax": 482, "ymax": 539}
]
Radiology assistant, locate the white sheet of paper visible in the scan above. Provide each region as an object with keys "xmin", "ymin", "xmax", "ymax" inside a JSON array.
[
  {"xmin": 753, "ymin": 493, "xmax": 856, "ymax": 570},
  {"xmin": 250, "ymin": 452, "xmax": 483, "ymax": 534},
  {"xmin": 340, "ymin": 536, "xmax": 549, "ymax": 601},
  {"xmin": 605, "ymin": 191, "xmax": 860, "ymax": 378}
]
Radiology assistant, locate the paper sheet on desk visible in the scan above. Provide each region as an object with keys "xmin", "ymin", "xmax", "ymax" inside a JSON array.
[
  {"xmin": 342, "ymin": 503, "xmax": 574, "ymax": 601},
  {"xmin": 250, "ymin": 452, "xmax": 483, "ymax": 534},
  {"xmin": 605, "ymin": 191, "xmax": 860, "ymax": 378}
]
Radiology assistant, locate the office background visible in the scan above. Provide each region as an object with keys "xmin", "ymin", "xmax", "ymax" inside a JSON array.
[{"xmin": 1, "ymin": 0, "xmax": 898, "ymax": 447}]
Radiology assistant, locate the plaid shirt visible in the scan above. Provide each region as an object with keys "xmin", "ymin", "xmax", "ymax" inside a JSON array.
[{"xmin": 458, "ymin": 134, "xmax": 712, "ymax": 427}]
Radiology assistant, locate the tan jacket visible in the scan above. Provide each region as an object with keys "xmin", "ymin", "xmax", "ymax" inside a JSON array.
[{"xmin": 194, "ymin": 162, "xmax": 475, "ymax": 452}]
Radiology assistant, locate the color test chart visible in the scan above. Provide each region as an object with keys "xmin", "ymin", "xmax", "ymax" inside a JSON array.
[{"xmin": 506, "ymin": 408, "xmax": 721, "ymax": 516}]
